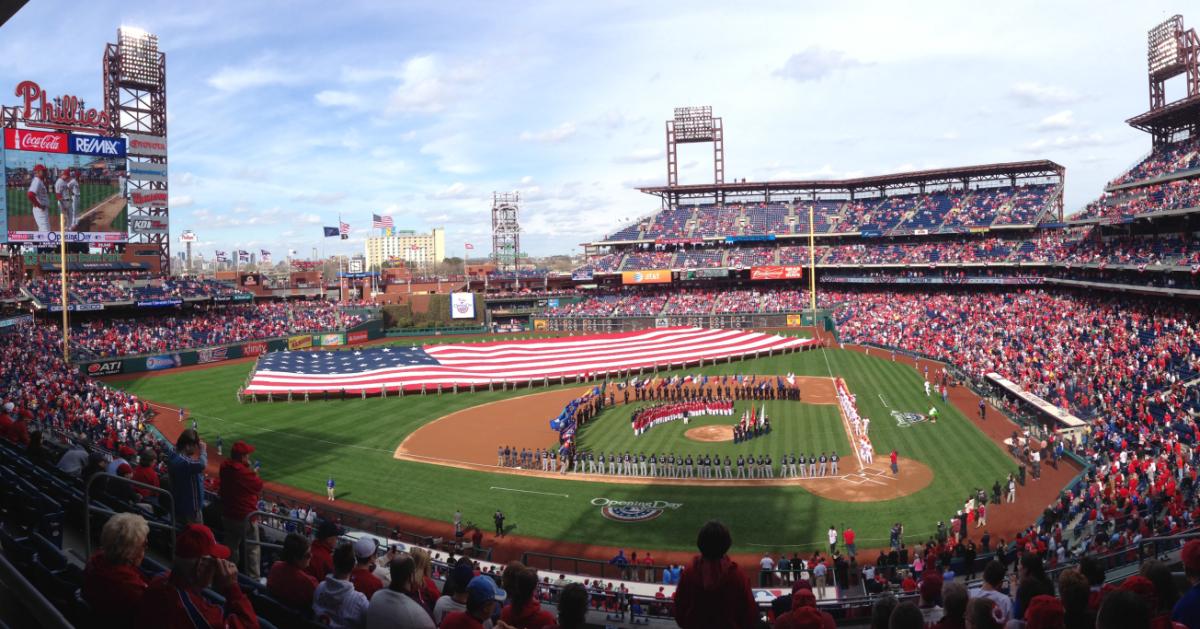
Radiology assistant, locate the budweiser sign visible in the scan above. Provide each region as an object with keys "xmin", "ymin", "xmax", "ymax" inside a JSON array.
[
  {"xmin": 4, "ymin": 128, "xmax": 68, "ymax": 153},
  {"xmin": 14, "ymin": 80, "xmax": 111, "ymax": 132},
  {"xmin": 750, "ymin": 265, "xmax": 804, "ymax": 281},
  {"xmin": 130, "ymin": 190, "xmax": 169, "ymax": 207}
]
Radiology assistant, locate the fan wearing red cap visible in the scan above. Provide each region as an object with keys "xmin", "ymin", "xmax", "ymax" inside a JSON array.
[
  {"xmin": 133, "ymin": 524, "xmax": 260, "ymax": 628},
  {"xmin": 220, "ymin": 440, "xmax": 264, "ymax": 579},
  {"xmin": 1175, "ymin": 540, "xmax": 1200, "ymax": 629},
  {"xmin": 26, "ymin": 163, "xmax": 51, "ymax": 231},
  {"xmin": 774, "ymin": 588, "xmax": 836, "ymax": 629}
]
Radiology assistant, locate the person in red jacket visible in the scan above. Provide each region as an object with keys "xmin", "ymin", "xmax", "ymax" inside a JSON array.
[
  {"xmin": 220, "ymin": 440, "xmax": 264, "ymax": 578},
  {"xmin": 501, "ymin": 567, "xmax": 556, "ymax": 628},
  {"xmin": 134, "ymin": 524, "xmax": 260, "ymax": 629},
  {"xmin": 82, "ymin": 513, "xmax": 150, "ymax": 627},
  {"xmin": 266, "ymin": 532, "xmax": 319, "ymax": 611},
  {"xmin": 674, "ymin": 520, "xmax": 758, "ymax": 629},
  {"xmin": 131, "ymin": 451, "xmax": 161, "ymax": 502},
  {"xmin": 307, "ymin": 519, "xmax": 343, "ymax": 581},
  {"xmin": 349, "ymin": 536, "xmax": 384, "ymax": 600}
]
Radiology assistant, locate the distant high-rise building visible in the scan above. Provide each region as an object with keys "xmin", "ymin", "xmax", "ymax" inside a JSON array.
[{"xmin": 365, "ymin": 227, "xmax": 446, "ymax": 270}]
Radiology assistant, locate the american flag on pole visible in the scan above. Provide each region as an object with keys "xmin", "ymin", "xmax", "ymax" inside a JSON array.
[
  {"xmin": 242, "ymin": 327, "xmax": 817, "ymax": 395},
  {"xmin": 216, "ymin": 251, "xmax": 228, "ymax": 261},
  {"xmin": 339, "ymin": 221, "xmax": 350, "ymax": 239},
  {"xmin": 372, "ymin": 214, "xmax": 394, "ymax": 229},
  {"xmin": 238, "ymin": 250, "xmax": 250, "ymax": 262},
  {"xmin": 260, "ymin": 250, "xmax": 272, "ymax": 264}
]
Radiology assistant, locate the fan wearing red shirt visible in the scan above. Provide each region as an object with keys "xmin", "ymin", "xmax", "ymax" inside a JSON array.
[
  {"xmin": 82, "ymin": 513, "xmax": 150, "ymax": 627},
  {"xmin": 674, "ymin": 520, "xmax": 758, "ymax": 629},
  {"xmin": 266, "ymin": 533, "xmax": 319, "ymax": 611},
  {"xmin": 220, "ymin": 440, "xmax": 264, "ymax": 578},
  {"xmin": 442, "ymin": 575, "xmax": 512, "ymax": 629},
  {"xmin": 131, "ymin": 452, "xmax": 161, "ymax": 500},
  {"xmin": 134, "ymin": 524, "xmax": 259, "ymax": 629},
  {"xmin": 349, "ymin": 536, "xmax": 383, "ymax": 600},
  {"xmin": 307, "ymin": 519, "xmax": 342, "ymax": 581}
]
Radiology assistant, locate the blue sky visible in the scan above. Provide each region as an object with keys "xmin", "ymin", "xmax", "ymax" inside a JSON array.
[{"xmin": 0, "ymin": 1, "xmax": 1190, "ymax": 257}]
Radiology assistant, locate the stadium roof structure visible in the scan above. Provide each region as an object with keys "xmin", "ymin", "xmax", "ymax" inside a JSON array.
[
  {"xmin": 637, "ymin": 160, "xmax": 1065, "ymax": 206},
  {"xmin": 1126, "ymin": 92, "xmax": 1200, "ymax": 141}
]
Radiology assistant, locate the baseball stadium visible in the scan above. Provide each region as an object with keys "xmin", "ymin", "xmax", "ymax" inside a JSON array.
[{"xmin": 0, "ymin": 4, "xmax": 1199, "ymax": 629}]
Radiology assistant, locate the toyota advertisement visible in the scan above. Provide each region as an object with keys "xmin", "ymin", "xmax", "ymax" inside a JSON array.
[{"xmin": 4, "ymin": 128, "xmax": 128, "ymax": 244}]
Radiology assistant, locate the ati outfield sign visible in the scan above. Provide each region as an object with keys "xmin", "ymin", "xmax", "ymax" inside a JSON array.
[
  {"xmin": 85, "ymin": 361, "xmax": 123, "ymax": 377},
  {"xmin": 591, "ymin": 497, "xmax": 682, "ymax": 523}
]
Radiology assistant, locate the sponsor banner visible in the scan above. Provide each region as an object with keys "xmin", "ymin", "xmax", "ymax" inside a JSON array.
[
  {"xmin": 85, "ymin": 360, "xmax": 123, "ymax": 376},
  {"xmin": 724, "ymin": 234, "xmax": 775, "ymax": 243},
  {"xmin": 212, "ymin": 294, "xmax": 253, "ymax": 303},
  {"xmin": 241, "ymin": 274, "xmax": 261, "ymax": 287},
  {"xmin": 450, "ymin": 292, "xmax": 476, "ymax": 319},
  {"xmin": 591, "ymin": 497, "xmax": 682, "ymax": 523},
  {"xmin": 347, "ymin": 330, "xmax": 369, "ymax": 344},
  {"xmin": 130, "ymin": 190, "xmax": 169, "ymax": 208},
  {"xmin": 68, "ymin": 134, "xmax": 125, "ymax": 157},
  {"xmin": 130, "ymin": 217, "xmax": 169, "ymax": 234},
  {"xmin": 9, "ymin": 231, "xmax": 127, "ymax": 244},
  {"xmin": 655, "ymin": 237, "xmax": 704, "ymax": 246},
  {"xmin": 786, "ymin": 314, "xmax": 804, "ymax": 327},
  {"xmin": 48, "ymin": 303, "xmax": 104, "ymax": 312},
  {"xmin": 823, "ymin": 276, "xmax": 1045, "ymax": 286},
  {"xmin": 242, "ymin": 342, "xmax": 268, "ymax": 357},
  {"xmin": 859, "ymin": 229, "xmax": 883, "ymax": 237},
  {"xmin": 533, "ymin": 319, "xmax": 548, "ymax": 330},
  {"xmin": 621, "ymin": 269, "xmax": 672, "ymax": 285},
  {"xmin": 136, "ymin": 298, "xmax": 182, "ymax": 307},
  {"xmin": 0, "ymin": 314, "xmax": 33, "ymax": 328},
  {"xmin": 682, "ymin": 268, "xmax": 728, "ymax": 279},
  {"xmin": 750, "ymin": 265, "xmax": 804, "ymax": 281},
  {"xmin": 288, "ymin": 335, "xmax": 313, "ymax": 351},
  {"xmin": 127, "ymin": 161, "xmax": 167, "ymax": 182},
  {"xmin": 145, "ymin": 353, "xmax": 182, "ymax": 371},
  {"xmin": 969, "ymin": 227, "xmax": 990, "ymax": 233},
  {"xmin": 179, "ymin": 229, "xmax": 197, "ymax": 242},
  {"xmin": 319, "ymin": 333, "xmax": 344, "ymax": 347},
  {"xmin": 23, "ymin": 253, "xmax": 121, "ymax": 265},
  {"xmin": 125, "ymin": 132, "xmax": 167, "ymax": 157},
  {"xmin": 913, "ymin": 228, "xmax": 929, "ymax": 236},
  {"xmin": 546, "ymin": 298, "xmax": 560, "ymax": 308},
  {"xmin": 570, "ymin": 269, "xmax": 593, "ymax": 281},
  {"xmin": 1040, "ymin": 222, "xmax": 1067, "ymax": 229},
  {"xmin": 4, "ymin": 128, "xmax": 68, "ymax": 153},
  {"xmin": 197, "ymin": 347, "xmax": 230, "ymax": 364}
]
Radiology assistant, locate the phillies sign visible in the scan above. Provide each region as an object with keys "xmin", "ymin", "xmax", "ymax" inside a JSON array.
[
  {"xmin": 14, "ymin": 80, "xmax": 111, "ymax": 133},
  {"xmin": 4, "ymin": 128, "xmax": 68, "ymax": 153}
]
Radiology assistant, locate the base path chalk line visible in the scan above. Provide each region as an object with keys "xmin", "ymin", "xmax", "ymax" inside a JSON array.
[
  {"xmin": 490, "ymin": 486, "xmax": 569, "ymax": 498},
  {"xmin": 878, "ymin": 393, "xmax": 890, "ymax": 408}
]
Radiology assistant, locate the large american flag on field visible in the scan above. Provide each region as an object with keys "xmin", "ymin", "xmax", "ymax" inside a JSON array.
[{"xmin": 243, "ymin": 327, "xmax": 817, "ymax": 395}]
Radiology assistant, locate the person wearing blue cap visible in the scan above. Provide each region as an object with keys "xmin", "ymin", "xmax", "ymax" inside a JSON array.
[{"xmin": 440, "ymin": 575, "xmax": 512, "ymax": 629}]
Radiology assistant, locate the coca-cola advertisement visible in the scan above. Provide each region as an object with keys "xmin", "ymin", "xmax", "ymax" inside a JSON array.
[{"xmin": 4, "ymin": 130, "xmax": 128, "ymax": 243}]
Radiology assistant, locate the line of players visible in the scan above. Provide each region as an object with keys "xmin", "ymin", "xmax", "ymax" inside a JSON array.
[
  {"xmin": 630, "ymin": 399, "xmax": 735, "ymax": 435},
  {"xmin": 575, "ymin": 450, "xmax": 841, "ymax": 480},
  {"xmin": 496, "ymin": 445, "xmax": 843, "ymax": 479}
]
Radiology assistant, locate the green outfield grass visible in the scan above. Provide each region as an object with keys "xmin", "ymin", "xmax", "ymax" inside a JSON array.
[
  {"xmin": 110, "ymin": 342, "xmax": 1020, "ymax": 553},
  {"xmin": 574, "ymin": 400, "xmax": 849, "ymax": 464}
]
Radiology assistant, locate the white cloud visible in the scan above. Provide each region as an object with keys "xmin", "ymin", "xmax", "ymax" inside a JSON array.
[
  {"xmin": 419, "ymin": 134, "xmax": 478, "ymax": 174},
  {"xmin": 519, "ymin": 122, "xmax": 577, "ymax": 143},
  {"xmin": 314, "ymin": 90, "xmax": 362, "ymax": 108},
  {"xmin": 938, "ymin": 131, "xmax": 960, "ymax": 141},
  {"xmin": 384, "ymin": 55, "xmax": 481, "ymax": 115},
  {"xmin": 291, "ymin": 191, "xmax": 348, "ymax": 204},
  {"xmin": 433, "ymin": 182, "xmax": 475, "ymax": 200},
  {"xmin": 614, "ymin": 147, "xmax": 662, "ymax": 164},
  {"xmin": 1010, "ymin": 82, "xmax": 1080, "ymax": 106},
  {"xmin": 207, "ymin": 60, "xmax": 297, "ymax": 93},
  {"xmin": 1035, "ymin": 110, "xmax": 1075, "ymax": 130},
  {"xmin": 170, "ymin": 194, "xmax": 195, "ymax": 208},
  {"xmin": 1021, "ymin": 133, "xmax": 1112, "ymax": 153},
  {"xmin": 775, "ymin": 48, "xmax": 868, "ymax": 82}
]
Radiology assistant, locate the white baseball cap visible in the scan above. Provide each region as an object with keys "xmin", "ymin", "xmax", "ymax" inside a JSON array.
[{"xmin": 353, "ymin": 536, "xmax": 378, "ymax": 559}]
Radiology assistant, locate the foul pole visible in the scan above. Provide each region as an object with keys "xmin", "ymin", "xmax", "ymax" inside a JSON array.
[
  {"xmin": 808, "ymin": 204, "xmax": 817, "ymax": 323},
  {"xmin": 59, "ymin": 207, "xmax": 70, "ymax": 362}
]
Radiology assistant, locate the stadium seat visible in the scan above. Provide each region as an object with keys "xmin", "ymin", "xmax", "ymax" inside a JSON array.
[{"xmin": 248, "ymin": 589, "xmax": 325, "ymax": 629}]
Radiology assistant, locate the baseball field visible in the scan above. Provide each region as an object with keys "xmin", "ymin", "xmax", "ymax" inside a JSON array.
[{"xmin": 109, "ymin": 334, "xmax": 1053, "ymax": 557}]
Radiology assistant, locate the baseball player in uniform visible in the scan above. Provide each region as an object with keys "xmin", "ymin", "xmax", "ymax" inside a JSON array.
[
  {"xmin": 67, "ymin": 169, "xmax": 80, "ymax": 227},
  {"xmin": 736, "ymin": 455, "xmax": 746, "ymax": 478},
  {"xmin": 649, "ymin": 453, "xmax": 657, "ymax": 477},
  {"xmin": 497, "ymin": 446, "xmax": 504, "ymax": 467},
  {"xmin": 27, "ymin": 164, "xmax": 51, "ymax": 231},
  {"xmin": 789, "ymin": 454, "xmax": 799, "ymax": 478},
  {"xmin": 55, "ymin": 170, "xmax": 75, "ymax": 230},
  {"xmin": 723, "ymin": 456, "xmax": 732, "ymax": 479},
  {"xmin": 808, "ymin": 454, "xmax": 817, "ymax": 478},
  {"xmin": 639, "ymin": 453, "xmax": 647, "ymax": 477},
  {"xmin": 819, "ymin": 453, "xmax": 828, "ymax": 477},
  {"xmin": 831, "ymin": 452, "xmax": 839, "ymax": 475},
  {"xmin": 765, "ymin": 455, "xmax": 774, "ymax": 478}
]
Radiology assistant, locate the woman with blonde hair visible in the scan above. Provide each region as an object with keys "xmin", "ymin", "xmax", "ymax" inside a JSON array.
[
  {"xmin": 409, "ymin": 547, "xmax": 442, "ymax": 614},
  {"xmin": 82, "ymin": 512, "xmax": 150, "ymax": 626}
]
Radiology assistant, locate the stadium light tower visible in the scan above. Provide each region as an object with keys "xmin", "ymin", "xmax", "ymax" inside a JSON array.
[
  {"xmin": 666, "ymin": 106, "xmax": 724, "ymax": 202},
  {"xmin": 1141, "ymin": 16, "xmax": 1200, "ymax": 145},
  {"xmin": 491, "ymin": 192, "xmax": 521, "ymax": 273},
  {"xmin": 105, "ymin": 27, "xmax": 169, "ymax": 271}
]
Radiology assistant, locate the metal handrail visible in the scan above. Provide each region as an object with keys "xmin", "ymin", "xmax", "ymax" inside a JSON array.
[
  {"xmin": 84, "ymin": 471, "xmax": 178, "ymax": 559},
  {"xmin": 241, "ymin": 509, "xmax": 313, "ymax": 553}
]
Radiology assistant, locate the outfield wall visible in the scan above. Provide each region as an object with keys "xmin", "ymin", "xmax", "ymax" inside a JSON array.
[{"xmin": 77, "ymin": 318, "xmax": 385, "ymax": 377}]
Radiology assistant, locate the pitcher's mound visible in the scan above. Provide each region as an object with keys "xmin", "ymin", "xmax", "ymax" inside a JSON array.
[{"xmin": 685, "ymin": 425, "xmax": 734, "ymax": 443}]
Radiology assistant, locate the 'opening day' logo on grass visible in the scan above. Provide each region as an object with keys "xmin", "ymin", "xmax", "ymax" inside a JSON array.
[
  {"xmin": 892, "ymin": 410, "xmax": 929, "ymax": 428},
  {"xmin": 592, "ymin": 498, "xmax": 682, "ymax": 523}
]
